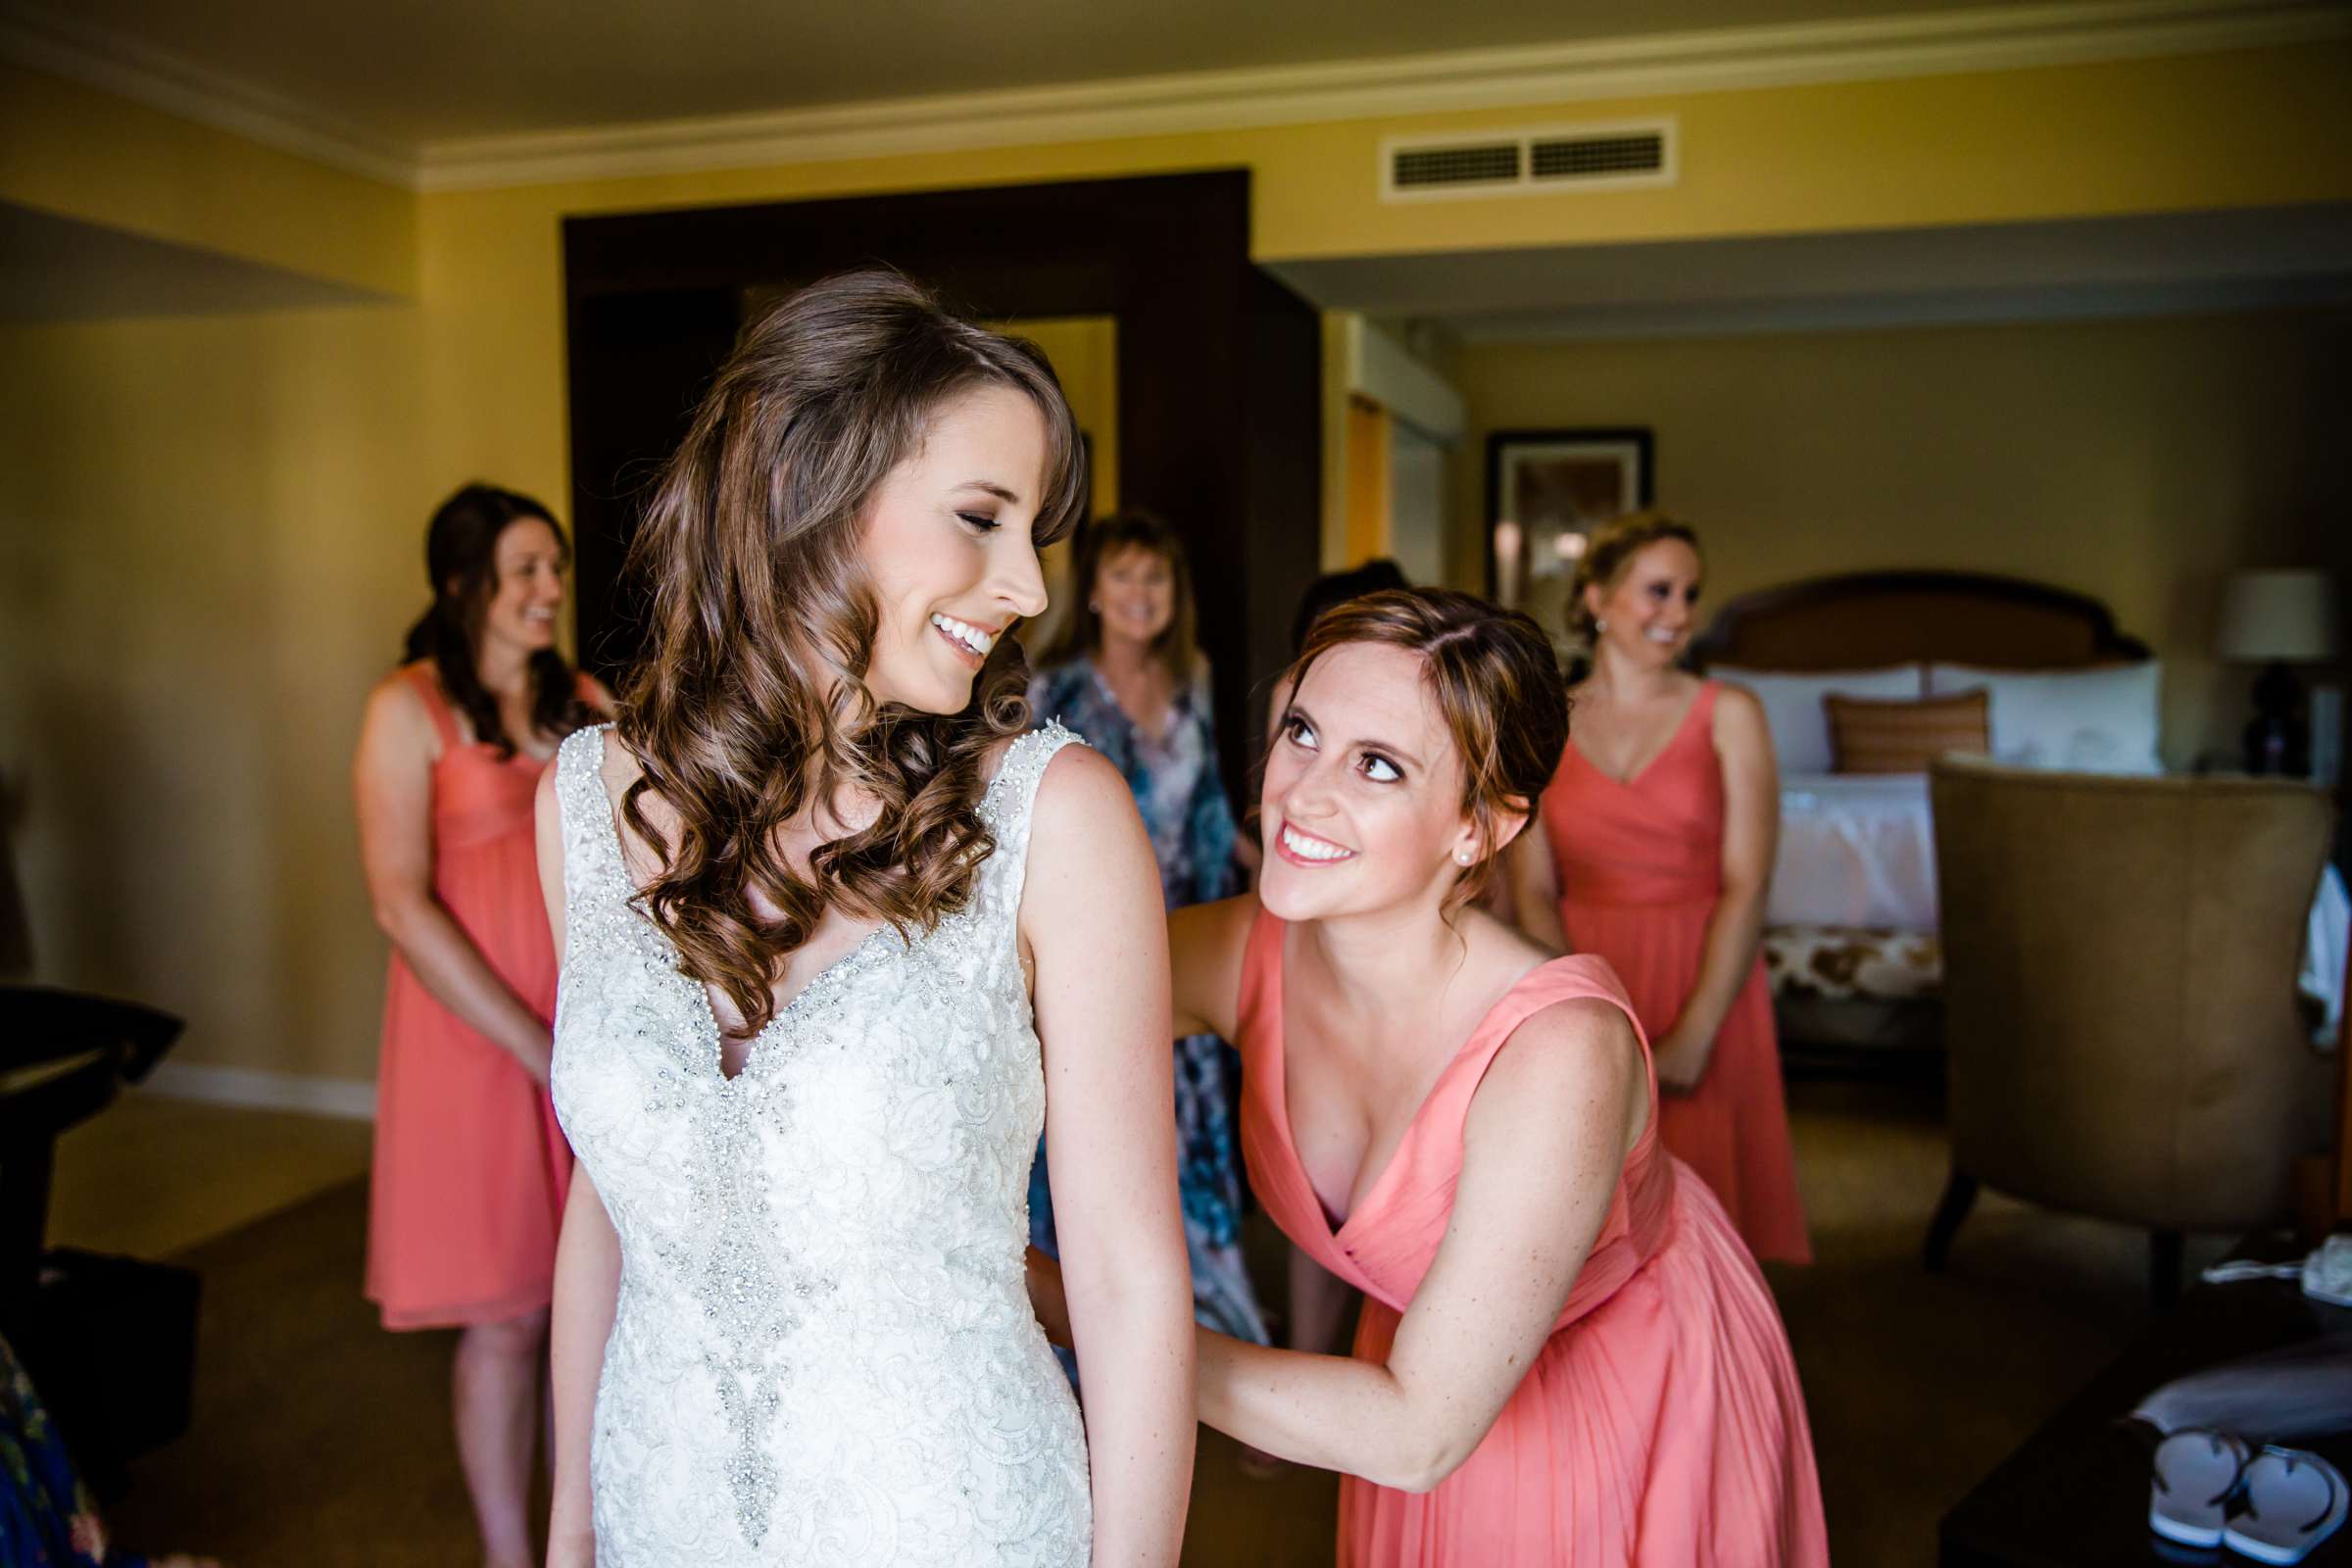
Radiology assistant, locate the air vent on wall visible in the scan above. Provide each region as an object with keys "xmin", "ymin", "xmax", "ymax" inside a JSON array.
[
  {"xmin": 1393, "ymin": 141, "xmax": 1521, "ymax": 191},
  {"xmin": 1381, "ymin": 120, "xmax": 1676, "ymax": 201}
]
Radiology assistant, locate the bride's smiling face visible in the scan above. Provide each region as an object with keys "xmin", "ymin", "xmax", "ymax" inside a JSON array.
[
  {"xmin": 857, "ymin": 384, "xmax": 1053, "ymax": 714},
  {"xmin": 1258, "ymin": 642, "xmax": 1484, "ymax": 923}
]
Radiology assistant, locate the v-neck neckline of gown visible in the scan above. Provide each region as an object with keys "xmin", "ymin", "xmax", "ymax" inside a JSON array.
[
  {"xmin": 1567, "ymin": 682, "xmax": 1708, "ymax": 791},
  {"xmin": 594, "ymin": 729, "xmax": 1026, "ymax": 1086},
  {"xmin": 1266, "ymin": 917, "xmax": 1559, "ymax": 1244}
]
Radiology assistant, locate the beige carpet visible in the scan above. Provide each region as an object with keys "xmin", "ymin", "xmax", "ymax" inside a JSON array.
[{"xmin": 83, "ymin": 1077, "xmax": 2229, "ymax": 1566}]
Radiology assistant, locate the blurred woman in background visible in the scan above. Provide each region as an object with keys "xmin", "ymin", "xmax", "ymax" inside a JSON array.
[
  {"xmin": 352, "ymin": 483, "xmax": 607, "ymax": 1568},
  {"xmin": 1027, "ymin": 511, "xmax": 1269, "ymax": 1352},
  {"xmin": 1505, "ymin": 514, "xmax": 1810, "ymax": 1264}
]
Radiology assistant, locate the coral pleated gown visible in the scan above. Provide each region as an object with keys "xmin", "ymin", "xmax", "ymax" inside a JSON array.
[
  {"xmin": 1237, "ymin": 909, "xmax": 1828, "ymax": 1566},
  {"xmin": 1540, "ymin": 681, "xmax": 1812, "ymax": 1264},
  {"xmin": 366, "ymin": 663, "xmax": 574, "ymax": 1330}
]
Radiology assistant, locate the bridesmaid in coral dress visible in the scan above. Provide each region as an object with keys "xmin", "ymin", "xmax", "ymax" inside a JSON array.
[
  {"xmin": 1509, "ymin": 514, "xmax": 1812, "ymax": 1265},
  {"xmin": 353, "ymin": 484, "xmax": 607, "ymax": 1568},
  {"xmin": 1035, "ymin": 588, "xmax": 1826, "ymax": 1563}
]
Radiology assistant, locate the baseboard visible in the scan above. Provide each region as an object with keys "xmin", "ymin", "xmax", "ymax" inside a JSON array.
[{"xmin": 134, "ymin": 1063, "xmax": 377, "ymax": 1121}]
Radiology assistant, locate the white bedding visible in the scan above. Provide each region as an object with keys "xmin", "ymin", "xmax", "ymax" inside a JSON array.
[
  {"xmin": 1768, "ymin": 774, "xmax": 1939, "ymax": 931},
  {"xmin": 1768, "ymin": 771, "xmax": 2346, "ymax": 1044}
]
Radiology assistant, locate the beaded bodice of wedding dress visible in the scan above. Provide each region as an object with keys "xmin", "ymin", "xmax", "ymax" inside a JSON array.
[{"xmin": 551, "ymin": 723, "xmax": 1091, "ymax": 1567}]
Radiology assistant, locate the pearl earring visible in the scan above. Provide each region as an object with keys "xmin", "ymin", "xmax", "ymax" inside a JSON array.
[
  {"xmin": 1594, "ymin": 617, "xmax": 1608, "ymax": 634},
  {"xmin": 1454, "ymin": 850, "xmax": 1473, "ymax": 865}
]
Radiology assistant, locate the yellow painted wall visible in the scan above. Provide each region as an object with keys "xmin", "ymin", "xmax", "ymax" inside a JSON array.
[
  {"xmin": 1450, "ymin": 310, "xmax": 2352, "ymax": 769},
  {"xmin": 401, "ymin": 40, "xmax": 2352, "ymax": 267},
  {"xmin": 0, "ymin": 306, "xmax": 430, "ymax": 1077},
  {"xmin": 4, "ymin": 39, "xmax": 2348, "ymax": 1083},
  {"xmin": 0, "ymin": 61, "xmax": 416, "ymax": 298}
]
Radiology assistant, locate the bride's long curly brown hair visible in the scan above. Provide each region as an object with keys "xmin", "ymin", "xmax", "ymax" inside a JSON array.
[{"xmin": 614, "ymin": 270, "xmax": 1087, "ymax": 1038}]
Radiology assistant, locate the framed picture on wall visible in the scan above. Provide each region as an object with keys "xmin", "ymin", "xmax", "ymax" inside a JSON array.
[{"xmin": 1486, "ymin": 428, "xmax": 1654, "ymax": 642}]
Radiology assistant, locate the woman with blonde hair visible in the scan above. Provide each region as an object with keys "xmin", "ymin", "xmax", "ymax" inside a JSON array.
[
  {"xmin": 1506, "ymin": 513, "xmax": 1810, "ymax": 1263},
  {"xmin": 1026, "ymin": 510, "xmax": 1267, "ymax": 1356},
  {"xmin": 537, "ymin": 271, "xmax": 1193, "ymax": 1566}
]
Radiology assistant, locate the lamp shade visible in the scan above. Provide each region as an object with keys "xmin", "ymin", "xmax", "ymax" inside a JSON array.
[{"xmin": 2215, "ymin": 569, "xmax": 2339, "ymax": 662}]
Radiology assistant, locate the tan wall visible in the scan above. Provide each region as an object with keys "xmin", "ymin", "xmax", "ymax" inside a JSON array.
[
  {"xmin": 1450, "ymin": 311, "xmax": 2352, "ymax": 769},
  {"xmin": 0, "ymin": 61, "xmax": 416, "ymax": 298},
  {"xmin": 0, "ymin": 307, "xmax": 431, "ymax": 1077}
]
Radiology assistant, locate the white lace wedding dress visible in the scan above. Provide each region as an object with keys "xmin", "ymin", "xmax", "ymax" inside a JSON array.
[{"xmin": 551, "ymin": 723, "xmax": 1091, "ymax": 1566}]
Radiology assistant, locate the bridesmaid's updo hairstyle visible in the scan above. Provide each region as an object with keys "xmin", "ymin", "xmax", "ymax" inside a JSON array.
[
  {"xmin": 1285, "ymin": 587, "xmax": 1568, "ymax": 912},
  {"xmin": 616, "ymin": 269, "xmax": 1088, "ymax": 1041},
  {"xmin": 1565, "ymin": 512, "xmax": 1700, "ymax": 643},
  {"xmin": 403, "ymin": 482, "xmax": 593, "ymax": 759}
]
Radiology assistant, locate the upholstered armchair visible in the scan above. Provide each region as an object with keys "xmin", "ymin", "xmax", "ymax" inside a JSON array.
[{"xmin": 1924, "ymin": 758, "xmax": 2338, "ymax": 1306}]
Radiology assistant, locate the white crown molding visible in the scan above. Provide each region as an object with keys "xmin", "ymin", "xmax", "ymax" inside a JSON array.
[
  {"xmin": 137, "ymin": 1061, "xmax": 378, "ymax": 1120},
  {"xmin": 0, "ymin": 0, "xmax": 414, "ymax": 187},
  {"xmin": 416, "ymin": 0, "xmax": 2352, "ymax": 191},
  {"xmin": 4, "ymin": 0, "xmax": 2345, "ymax": 196}
]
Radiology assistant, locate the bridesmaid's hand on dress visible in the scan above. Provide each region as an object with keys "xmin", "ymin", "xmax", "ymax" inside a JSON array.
[
  {"xmin": 1651, "ymin": 1023, "xmax": 1714, "ymax": 1095},
  {"xmin": 1024, "ymin": 1247, "xmax": 1073, "ymax": 1348}
]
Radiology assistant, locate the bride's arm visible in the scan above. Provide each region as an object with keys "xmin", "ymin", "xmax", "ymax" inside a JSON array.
[
  {"xmin": 1196, "ymin": 998, "xmax": 1641, "ymax": 1493},
  {"xmin": 546, "ymin": 1170, "xmax": 621, "ymax": 1566},
  {"xmin": 1022, "ymin": 746, "xmax": 1195, "ymax": 1564},
  {"xmin": 536, "ymin": 767, "xmax": 621, "ymax": 1568}
]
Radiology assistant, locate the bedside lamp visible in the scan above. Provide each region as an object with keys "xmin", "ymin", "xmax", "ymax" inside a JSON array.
[{"xmin": 2216, "ymin": 568, "xmax": 2339, "ymax": 776}]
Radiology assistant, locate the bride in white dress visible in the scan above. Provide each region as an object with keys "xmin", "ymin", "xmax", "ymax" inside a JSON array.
[{"xmin": 533, "ymin": 271, "xmax": 1195, "ymax": 1566}]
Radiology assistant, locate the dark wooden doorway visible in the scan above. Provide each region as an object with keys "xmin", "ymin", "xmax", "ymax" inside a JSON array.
[{"xmin": 562, "ymin": 170, "xmax": 1322, "ymax": 796}]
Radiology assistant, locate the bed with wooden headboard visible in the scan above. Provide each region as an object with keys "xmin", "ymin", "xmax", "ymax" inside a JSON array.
[
  {"xmin": 1687, "ymin": 570, "xmax": 2155, "ymax": 1071},
  {"xmin": 1688, "ymin": 569, "xmax": 2151, "ymax": 673}
]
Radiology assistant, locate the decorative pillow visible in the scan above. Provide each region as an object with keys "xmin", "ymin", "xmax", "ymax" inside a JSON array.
[
  {"xmin": 1825, "ymin": 691, "xmax": 1991, "ymax": 774},
  {"xmin": 1925, "ymin": 662, "xmax": 2163, "ymax": 775},
  {"xmin": 1711, "ymin": 664, "xmax": 1926, "ymax": 774}
]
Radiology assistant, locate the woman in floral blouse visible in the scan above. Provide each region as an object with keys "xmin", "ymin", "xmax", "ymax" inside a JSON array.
[{"xmin": 1027, "ymin": 511, "xmax": 1269, "ymax": 1354}]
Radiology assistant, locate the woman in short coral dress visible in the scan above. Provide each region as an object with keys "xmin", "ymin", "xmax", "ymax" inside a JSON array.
[
  {"xmin": 1035, "ymin": 588, "xmax": 1828, "ymax": 1563},
  {"xmin": 352, "ymin": 484, "xmax": 607, "ymax": 1568},
  {"xmin": 1509, "ymin": 514, "xmax": 1811, "ymax": 1265}
]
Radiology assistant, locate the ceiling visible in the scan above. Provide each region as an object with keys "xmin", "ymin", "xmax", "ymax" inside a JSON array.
[
  {"xmin": 1270, "ymin": 205, "xmax": 2352, "ymax": 338},
  {"xmin": 10, "ymin": 0, "xmax": 2035, "ymax": 149}
]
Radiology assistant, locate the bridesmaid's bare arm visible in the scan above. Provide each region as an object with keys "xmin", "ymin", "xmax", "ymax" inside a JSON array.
[
  {"xmin": 1652, "ymin": 684, "xmax": 1779, "ymax": 1091},
  {"xmin": 1023, "ymin": 745, "xmax": 1195, "ymax": 1564},
  {"xmin": 1168, "ymin": 894, "xmax": 1258, "ymax": 1041},
  {"xmin": 1194, "ymin": 997, "xmax": 1642, "ymax": 1492},
  {"xmin": 354, "ymin": 673, "xmax": 554, "ymax": 1080},
  {"xmin": 1502, "ymin": 817, "xmax": 1566, "ymax": 952}
]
